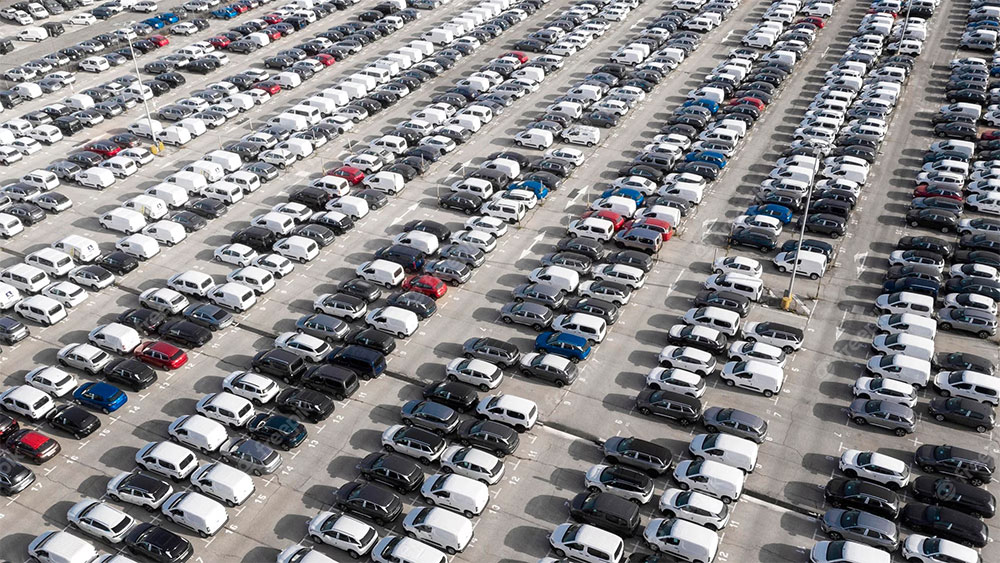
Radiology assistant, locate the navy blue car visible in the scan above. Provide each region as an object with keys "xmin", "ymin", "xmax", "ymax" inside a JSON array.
[{"xmin": 881, "ymin": 277, "xmax": 939, "ymax": 298}]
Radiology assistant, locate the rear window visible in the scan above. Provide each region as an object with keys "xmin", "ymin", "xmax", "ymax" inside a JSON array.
[
  {"xmin": 29, "ymin": 273, "xmax": 45, "ymax": 283},
  {"xmin": 47, "ymin": 305, "xmax": 61, "ymax": 316}
]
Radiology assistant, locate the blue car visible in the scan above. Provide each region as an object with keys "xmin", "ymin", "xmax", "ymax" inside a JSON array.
[
  {"xmin": 881, "ymin": 277, "xmax": 939, "ymax": 298},
  {"xmin": 745, "ymin": 204, "xmax": 793, "ymax": 224},
  {"xmin": 212, "ymin": 7, "xmax": 238, "ymax": 18},
  {"xmin": 599, "ymin": 187, "xmax": 644, "ymax": 205},
  {"xmin": 685, "ymin": 151, "xmax": 727, "ymax": 168},
  {"xmin": 534, "ymin": 332, "xmax": 591, "ymax": 363},
  {"xmin": 142, "ymin": 17, "xmax": 165, "ymax": 29},
  {"xmin": 682, "ymin": 98, "xmax": 719, "ymax": 113},
  {"xmin": 508, "ymin": 180, "xmax": 549, "ymax": 200},
  {"xmin": 157, "ymin": 12, "xmax": 180, "ymax": 24},
  {"xmin": 971, "ymin": 20, "xmax": 1000, "ymax": 29},
  {"xmin": 73, "ymin": 382, "xmax": 128, "ymax": 414}
]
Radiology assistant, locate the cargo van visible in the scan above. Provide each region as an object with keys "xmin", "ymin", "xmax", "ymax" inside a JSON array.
[
  {"xmin": 204, "ymin": 150, "xmax": 242, "ymax": 173},
  {"xmin": 866, "ymin": 353, "xmax": 931, "ymax": 388},
  {"xmin": 158, "ymin": 125, "xmax": 193, "ymax": 146},
  {"xmin": 64, "ymin": 94, "xmax": 94, "ymax": 111},
  {"xmin": 366, "ymin": 306, "xmax": 419, "ymax": 338},
  {"xmin": 514, "ymin": 129, "xmax": 554, "ymax": 149},
  {"xmin": 364, "ymin": 171, "xmax": 405, "ymax": 195},
  {"xmin": 166, "ymin": 171, "xmax": 208, "ymax": 195},
  {"xmin": 402, "ymin": 507, "xmax": 473, "ymax": 554},
  {"xmin": 398, "ymin": 47, "xmax": 424, "ymax": 64},
  {"xmin": 301, "ymin": 96, "xmax": 338, "ymax": 116},
  {"xmin": 128, "ymin": 117, "xmax": 163, "ymax": 139},
  {"xmin": 100, "ymin": 156, "xmax": 138, "ymax": 179},
  {"xmin": 269, "ymin": 114, "xmax": 308, "ymax": 132},
  {"xmin": 721, "ymin": 359, "xmax": 784, "ymax": 396},
  {"xmin": 360, "ymin": 66, "xmax": 392, "ymax": 84},
  {"xmin": 89, "ymin": 323, "xmax": 141, "ymax": 354},
  {"xmin": 123, "ymin": 195, "xmax": 168, "ymax": 220},
  {"xmin": 209, "ymin": 283, "xmax": 257, "ymax": 312},
  {"xmin": 423, "ymin": 28, "xmax": 454, "ymax": 45},
  {"xmin": 772, "ymin": 250, "xmax": 827, "ymax": 280},
  {"xmin": 146, "ymin": 184, "xmax": 189, "ymax": 208},
  {"xmin": 318, "ymin": 88, "xmax": 350, "ymax": 107},
  {"xmin": 203, "ymin": 181, "xmax": 242, "ymax": 204},
  {"xmin": 52, "ymin": 235, "xmax": 99, "ymax": 263},
  {"xmin": 26, "ymin": 248, "xmax": 73, "ymax": 277},
  {"xmin": 357, "ymin": 260, "xmax": 404, "ymax": 287},
  {"xmin": 191, "ymin": 463, "xmax": 254, "ymax": 507},
  {"xmin": 704, "ymin": 273, "xmax": 763, "ymax": 301},
  {"xmin": 76, "ymin": 167, "xmax": 115, "ymax": 190}
]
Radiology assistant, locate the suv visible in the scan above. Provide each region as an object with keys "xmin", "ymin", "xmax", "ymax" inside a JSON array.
[
  {"xmin": 914, "ymin": 444, "xmax": 995, "ymax": 486},
  {"xmin": 601, "ymin": 436, "xmax": 672, "ymax": 476},
  {"xmin": 567, "ymin": 491, "xmax": 642, "ymax": 537},
  {"xmin": 462, "ymin": 337, "xmax": 521, "ymax": 367},
  {"xmin": 250, "ymin": 349, "xmax": 306, "ymax": 383}
]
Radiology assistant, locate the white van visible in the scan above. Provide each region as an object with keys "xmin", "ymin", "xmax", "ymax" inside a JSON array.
[
  {"xmin": 553, "ymin": 313, "xmax": 607, "ymax": 344},
  {"xmin": 874, "ymin": 291, "xmax": 934, "ymax": 317},
  {"xmin": 772, "ymin": 250, "xmax": 827, "ymax": 280},
  {"xmin": 514, "ymin": 129, "xmax": 554, "ymax": 149},
  {"xmin": 128, "ymin": 117, "xmax": 163, "ymax": 139},
  {"xmin": 866, "ymin": 354, "xmax": 931, "ymax": 388},
  {"xmin": 26, "ymin": 248, "xmax": 73, "ymax": 277},
  {"xmin": 99, "ymin": 208, "xmax": 146, "ymax": 234},
  {"xmin": 161, "ymin": 492, "xmax": 228, "ymax": 537},
  {"xmin": 204, "ymin": 150, "xmax": 242, "ymax": 173},
  {"xmin": 562, "ymin": 125, "xmax": 601, "ymax": 146},
  {"xmin": 52, "ymin": 235, "xmax": 99, "ymax": 263},
  {"xmin": 549, "ymin": 523, "xmax": 624, "ymax": 563},
  {"xmin": 143, "ymin": 221, "xmax": 186, "ymax": 246},
  {"xmin": 720, "ymin": 360, "xmax": 784, "ymax": 397},
  {"xmin": 253, "ymin": 212, "xmax": 295, "ymax": 235},
  {"xmin": 64, "ymin": 93, "xmax": 94, "ymax": 111},
  {"xmin": 76, "ymin": 167, "xmax": 115, "ymax": 190},
  {"xmin": 100, "ymin": 156, "xmax": 138, "ymax": 178},
  {"xmin": 371, "ymin": 135, "xmax": 408, "ymax": 155},
  {"xmin": 2, "ymin": 264, "xmax": 49, "ymax": 293},
  {"xmin": 530, "ymin": 265, "xmax": 579, "ymax": 293},
  {"xmin": 273, "ymin": 236, "xmax": 319, "ymax": 263},
  {"xmin": 420, "ymin": 473, "xmax": 487, "ymax": 517},
  {"xmin": 269, "ymin": 114, "xmax": 308, "ymax": 132},
  {"xmin": 704, "ymin": 273, "xmax": 763, "ymax": 301},
  {"xmin": 190, "ymin": 463, "xmax": 254, "ymax": 507},
  {"xmin": 208, "ymin": 283, "xmax": 257, "ymax": 313},
  {"xmin": 168, "ymin": 415, "xmax": 228, "ymax": 454},
  {"xmin": 0, "ymin": 214, "xmax": 22, "ymax": 239},
  {"xmin": 16, "ymin": 295, "xmax": 66, "ymax": 325},
  {"xmin": 642, "ymin": 518, "xmax": 717, "ymax": 563},
  {"xmin": 183, "ymin": 161, "xmax": 225, "ymax": 183},
  {"xmin": 288, "ymin": 105, "xmax": 321, "ymax": 125},
  {"xmin": 203, "ymin": 181, "xmax": 243, "ymax": 204},
  {"xmin": 364, "ymin": 171, "xmax": 405, "ymax": 195},
  {"xmin": 366, "ymin": 306, "xmax": 419, "ymax": 338},
  {"xmin": 318, "ymin": 88, "xmax": 350, "ymax": 107},
  {"xmin": 89, "ymin": 323, "xmax": 141, "ymax": 354},
  {"xmin": 124, "ymin": 195, "xmax": 168, "ymax": 220},
  {"xmin": 301, "ymin": 96, "xmax": 338, "ymax": 116},
  {"xmin": 275, "ymin": 71, "xmax": 302, "ymax": 90},
  {"xmin": 224, "ymin": 171, "xmax": 260, "ymax": 194},
  {"xmin": 683, "ymin": 306, "xmax": 742, "ymax": 336},
  {"xmin": 158, "ymin": 125, "xmax": 193, "ymax": 146},
  {"xmin": 166, "ymin": 171, "xmax": 208, "ymax": 195},
  {"xmin": 146, "ymin": 184, "xmax": 189, "ymax": 208},
  {"xmin": 356, "ymin": 260, "xmax": 405, "ymax": 287},
  {"xmin": 175, "ymin": 119, "xmax": 206, "ymax": 139},
  {"xmin": 876, "ymin": 313, "xmax": 937, "ymax": 340},
  {"xmin": 402, "ymin": 507, "xmax": 473, "ymax": 554}
]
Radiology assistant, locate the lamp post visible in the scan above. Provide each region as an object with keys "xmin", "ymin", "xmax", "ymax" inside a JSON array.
[
  {"xmin": 127, "ymin": 35, "xmax": 162, "ymax": 153},
  {"xmin": 781, "ymin": 161, "xmax": 816, "ymax": 311}
]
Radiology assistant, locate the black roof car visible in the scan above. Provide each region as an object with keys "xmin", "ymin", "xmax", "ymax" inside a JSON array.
[
  {"xmin": 126, "ymin": 523, "xmax": 193, "ymax": 563},
  {"xmin": 932, "ymin": 352, "xmax": 995, "ymax": 375},
  {"xmin": 100, "ymin": 252, "xmax": 139, "ymax": 276},
  {"xmin": 911, "ymin": 475, "xmax": 996, "ymax": 518},
  {"xmin": 901, "ymin": 503, "xmax": 988, "ymax": 548},
  {"xmin": 46, "ymin": 404, "xmax": 100, "ymax": 439},
  {"xmin": 246, "ymin": 414, "xmax": 306, "ymax": 450},
  {"xmin": 347, "ymin": 327, "xmax": 396, "ymax": 355},
  {"xmin": 168, "ymin": 210, "xmax": 207, "ymax": 232},
  {"xmin": 456, "ymin": 418, "xmax": 519, "ymax": 457},
  {"xmin": 103, "ymin": 358, "xmax": 157, "ymax": 392},
  {"xmin": 568, "ymin": 491, "xmax": 642, "ymax": 538},
  {"xmin": 118, "ymin": 308, "xmax": 166, "ymax": 335},
  {"xmin": 693, "ymin": 290, "xmax": 750, "ymax": 317},
  {"xmin": 386, "ymin": 292, "xmax": 437, "ymax": 319},
  {"xmin": 252, "ymin": 348, "xmax": 306, "ymax": 384},
  {"xmin": 273, "ymin": 388, "xmax": 333, "ymax": 423},
  {"xmin": 334, "ymin": 481, "xmax": 403, "ymax": 525},
  {"xmin": 400, "ymin": 399, "xmax": 460, "ymax": 435},
  {"xmin": 157, "ymin": 320, "xmax": 212, "ymax": 347},
  {"xmin": 356, "ymin": 452, "xmax": 424, "ymax": 493},
  {"xmin": 0, "ymin": 316, "xmax": 28, "ymax": 345},
  {"xmin": 928, "ymin": 397, "xmax": 995, "ymax": 433},
  {"xmin": 0, "ymin": 454, "xmax": 33, "ymax": 496},
  {"xmin": 915, "ymin": 444, "xmax": 996, "ymax": 486},
  {"xmin": 635, "ymin": 389, "xmax": 703, "ymax": 426},
  {"xmin": 422, "ymin": 380, "xmax": 479, "ymax": 413},
  {"xmin": 186, "ymin": 198, "xmax": 227, "ymax": 219},
  {"xmin": 338, "ymin": 278, "xmax": 382, "ymax": 303},
  {"xmin": 602, "ymin": 436, "xmax": 672, "ymax": 476},
  {"xmin": 566, "ymin": 297, "xmax": 620, "ymax": 325},
  {"xmin": 824, "ymin": 478, "xmax": 900, "ymax": 519},
  {"xmin": 182, "ymin": 303, "xmax": 233, "ymax": 331},
  {"xmin": 702, "ymin": 406, "xmax": 768, "ymax": 443}
]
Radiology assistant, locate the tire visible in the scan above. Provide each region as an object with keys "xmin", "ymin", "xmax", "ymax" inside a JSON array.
[
  {"xmin": 763, "ymin": 390, "xmax": 774, "ymax": 398},
  {"xmin": 970, "ymin": 477, "xmax": 984, "ymax": 486},
  {"xmin": 894, "ymin": 428, "xmax": 908, "ymax": 437},
  {"xmin": 705, "ymin": 425, "xmax": 718, "ymax": 433},
  {"xmin": 853, "ymin": 417, "xmax": 867, "ymax": 425},
  {"xmin": 809, "ymin": 273, "xmax": 819, "ymax": 280},
  {"xmin": 724, "ymin": 379, "xmax": 735, "ymax": 387},
  {"xmin": 677, "ymin": 482, "xmax": 690, "ymax": 491},
  {"xmin": 940, "ymin": 389, "xmax": 951, "ymax": 397},
  {"xmin": 828, "ymin": 532, "xmax": 842, "ymax": 540},
  {"xmin": 108, "ymin": 493, "xmax": 121, "ymax": 502},
  {"xmin": 777, "ymin": 265, "xmax": 786, "ymax": 273},
  {"xmin": 553, "ymin": 549, "xmax": 566, "ymax": 558},
  {"xmin": 935, "ymin": 414, "xmax": 945, "ymax": 422},
  {"xmin": 978, "ymin": 330, "xmax": 991, "ymax": 339},
  {"xmin": 502, "ymin": 317, "xmax": 512, "ymax": 324},
  {"xmin": 977, "ymin": 425, "xmax": 988, "ymax": 433}
]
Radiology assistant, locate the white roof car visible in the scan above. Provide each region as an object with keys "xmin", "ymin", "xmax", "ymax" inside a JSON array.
[
  {"xmin": 658, "ymin": 488, "xmax": 730, "ymax": 530},
  {"xmin": 254, "ymin": 254, "xmax": 294, "ymax": 278},
  {"xmin": 167, "ymin": 414, "xmax": 228, "ymax": 454},
  {"xmin": 475, "ymin": 393, "xmax": 538, "ymax": 431},
  {"xmin": 853, "ymin": 373, "xmax": 918, "ymax": 407},
  {"xmin": 135, "ymin": 441, "xmax": 199, "ymax": 481},
  {"xmin": 465, "ymin": 215, "xmax": 508, "ymax": 237},
  {"xmin": 277, "ymin": 545, "xmax": 338, "ymax": 563},
  {"xmin": 24, "ymin": 366, "xmax": 76, "ymax": 397},
  {"xmin": 901, "ymin": 534, "xmax": 979, "ymax": 563},
  {"xmin": 658, "ymin": 345, "xmax": 717, "ymax": 376},
  {"xmin": 57, "ymin": 343, "xmax": 112, "ymax": 374},
  {"xmin": 838, "ymin": 449, "xmax": 910, "ymax": 488},
  {"xmin": 726, "ymin": 340, "xmax": 786, "ymax": 367},
  {"xmin": 545, "ymin": 147, "xmax": 584, "ymax": 166},
  {"xmin": 371, "ymin": 536, "xmax": 447, "ymax": 563},
  {"xmin": 644, "ymin": 367, "xmax": 706, "ymax": 398},
  {"xmin": 195, "ymin": 392, "xmax": 255, "ymax": 428},
  {"xmin": 227, "ymin": 266, "xmax": 274, "ymax": 295},
  {"xmin": 445, "ymin": 357, "xmax": 503, "ymax": 391},
  {"xmin": 811, "ymin": 540, "xmax": 891, "ymax": 563},
  {"xmin": 223, "ymin": 371, "xmax": 279, "ymax": 405},
  {"xmin": 274, "ymin": 331, "xmax": 331, "ymax": 362},
  {"xmin": 440, "ymin": 445, "xmax": 505, "ymax": 485},
  {"xmin": 42, "ymin": 281, "xmax": 87, "ymax": 308},
  {"xmin": 189, "ymin": 462, "xmax": 254, "ymax": 508},
  {"xmin": 934, "ymin": 370, "xmax": 1000, "ymax": 405},
  {"xmin": 0, "ymin": 385, "xmax": 55, "ymax": 420},
  {"xmin": 420, "ymin": 473, "xmax": 488, "ymax": 517},
  {"xmin": 672, "ymin": 459, "xmax": 745, "ymax": 503},
  {"xmin": 27, "ymin": 531, "xmax": 98, "ymax": 563},
  {"xmin": 272, "ymin": 202, "xmax": 312, "ymax": 223},
  {"xmin": 167, "ymin": 271, "xmax": 217, "ymax": 298},
  {"xmin": 549, "ymin": 523, "xmax": 625, "ymax": 563},
  {"xmin": 713, "ymin": 256, "xmax": 763, "ymax": 278},
  {"xmin": 450, "ymin": 229, "xmax": 496, "ymax": 252},
  {"xmin": 688, "ymin": 433, "xmax": 759, "ymax": 473},
  {"xmin": 591, "ymin": 263, "xmax": 645, "ymax": 289},
  {"xmin": 67, "ymin": 499, "xmax": 136, "ymax": 543},
  {"xmin": 307, "ymin": 511, "xmax": 379, "ymax": 559},
  {"xmin": 215, "ymin": 243, "xmax": 259, "ymax": 267}
]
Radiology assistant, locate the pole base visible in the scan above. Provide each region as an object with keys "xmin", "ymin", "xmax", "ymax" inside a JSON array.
[{"xmin": 781, "ymin": 296, "xmax": 794, "ymax": 311}]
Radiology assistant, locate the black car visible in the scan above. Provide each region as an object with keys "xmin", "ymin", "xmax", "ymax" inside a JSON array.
[
  {"xmin": 800, "ymin": 213, "xmax": 846, "ymax": 238},
  {"xmin": 385, "ymin": 292, "xmax": 435, "ymax": 320},
  {"xmin": 897, "ymin": 235, "xmax": 953, "ymax": 258},
  {"xmin": 911, "ymin": 475, "xmax": 997, "ymax": 518},
  {"xmin": 914, "ymin": 444, "xmax": 995, "ymax": 486},
  {"xmin": 356, "ymin": 453, "xmax": 423, "ymax": 494},
  {"xmin": 334, "ymin": 481, "xmax": 403, "ymax": 525},
  {"xmin": 187, "ymin": 198, "xmax": 228, "ymax": 219},
  {"xmin": 7, "ymin": 203, "xmax": 45, "ymax": 226},
  {"xmin": 47, "ymin": 404, "xmax": 100, "ymax": 439},
  {"xmin": 959, "ymin": 233, "xmax": 1000, "ymax": 252},
  {"xmin": 928, "ymin": 397, "xmax": 995, "ymax": 433},
  {"xmin": 347, "ymin": 328, "xmax": 396, "ymax": 355},
  {"xmin": 901, "ymin": 503, "xmax": 988, "ymax": 548},
  {"xmin": 693, "ymin": 290, "xmax": 750, "ymax": 317},
  {"xmin": 100, "ymin": 252, "xmax": 139, "ymax": 276},
  {"xmin": 932, "ymin": 352, "xmax": 995, "ymax": 375},
  {"xmin": 301, "ymin": 365, "xmax": 359, "ymax": 400},
  {"xmin": 375, "ymin": 245, "xmax": 425, "ymax": 272},
  {"xmin": 118, "ymin": 308, "xmax": 166, "ymax": 335},
  {"xmin": 167, "ymin": 210, "xmax": 207, "ymax": 232},
  {"xmin": 422, "ymin": 381, "xmax": 478, "ymax": 412},
  {"xmin": 274, "ymin": 388, "xmax": 333, "ymax": 423},
  {"xmin": 0, "ymin": 454, "xmax": 33, "ymax": 496},
  {"xmin": 126, "ymin": 523, "xmax": 193, "ymax": 563},
  {"xmin": 231, "ymin": 226, "xmax": 277, "ymax": 253},
  {"xmin": 456, "ymin": 418, "xmax": 519, "ymax": 456},
  {"xmin": 556, "ymin": 237, "xmax": 606, "ymax": 261},
  {"xmin": 906, "ymin": 208, "xmax": 959, "ymax": 232},
  {"xmin": 667, "ymin": 325, "xmax": 727, "ymax": 354},
  {"xmin": 606, "ymin": 250, "xmax": 654, "ymax": 273},
  {"xmin": 568, "ymin": 491, "xmax": 642, "ymax": 537},
  {"xmin": 729, "ymin": 227, "xmax": 777, "ymax": 251},
  {"xmin": 824, "ymin": 478, "xmax": 900, "ymax": 519},
  {"xmin": 0, "ymin": 316, "xmax": 27, "ymax": 345},
  {"xmin": 565, "ymin": 297, "xmax": 620, "ymax": 325},
  {"xmin": 338, "ymin": 278, "xmax": 382, "ymax": 303},
  {"xmin": 252, "ymin": 348, "xmax": 307, "ymax": 384},
  {"xmin": 292, "ymin": 224, "xmax": 336, "ymax": 247},
  {"xmin": 246, "ymin": 414, "xmax": 306, "ymax": 450},
  {"xmin": 157, "ymin": 321, "xmax": 212, "ymax": 347},
  {"xmin": 103, "ymin": 358, "xmax": 157, "ymax": 391}
]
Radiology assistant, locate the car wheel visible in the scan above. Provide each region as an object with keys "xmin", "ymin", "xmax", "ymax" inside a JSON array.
[
  {"xmin": 553, "ymin": 549, "xmax": 567, "ymax": 558},
  {"xmin": 894, "ymin": 428, "xmax": 908, "ymax": 437},
  {"xmin": 677, "ymin": 481, "xmax": 690, "ymax": 491},
  {"xmin": 828, "ymin": 532, "xmax": 842, "ymax": 540}
]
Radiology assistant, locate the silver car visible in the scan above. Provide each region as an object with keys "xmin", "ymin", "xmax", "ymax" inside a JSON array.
[
  {"xmin": 847, "ymin": 399, "xmax": 915, "ymax": 436},
  {"xmin": 500, "ymin": 301, "xmax": 553, "ymax": 330},
  {"xmin": 937, "ymin": 307, "xmax": 998, "ymax": 338},
  {"xmin": 820, "ymin": 508, "xmax": 899, "ymax": 551}
]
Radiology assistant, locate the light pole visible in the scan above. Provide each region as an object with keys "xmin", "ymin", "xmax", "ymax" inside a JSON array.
[
  {"xmin": 127, "ymin": 35, "xmax": 162, "ymax": 154},
  {"xmin": 781, "ymin": 161, "xmax": 816, "ymax": 311}
]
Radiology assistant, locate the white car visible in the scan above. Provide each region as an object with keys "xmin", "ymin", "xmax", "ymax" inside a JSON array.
[
  {"xmin": 450, "ymin": 229, "xmax": 496, "ymax": 252},
  {"xmin": 57, "ymin": 343, "xmax": 112, "ymax": 374},
  {"xmin": 227, "ymin": 266, "xmax": 275, "ymax": 295},
  {"xmin": 838, "ymin": 449, "xmax": 910, "ymax": 489},
  {"xmin": 901, "ymin": 534, "xmax": 979, "ymax": 563},
  {"xmin": 591, "ymin": 263, "xmax": 645, "ymax": 289},
  {"xmin": 853, "ymin": 376, "xmax": 917, "ymax": 407},
  {"xmin": 934, "ymin": 370, "xmax": 1000, "ymax": 405},
  {"xmin": 688, "ymin": 433, "xmax": 759, "ymax": 473},
  {"xmin": 658, "ymin": 346, "xmax": 717, "ymax": 376},
  {"xmin": 254, "ymin": 254, "xmax": 294, "ymax": 278},
  {"xmin": 67, "ymin": 499, "xmax": 135, "ymax": 543},
  {"xmin": 445, "ymin": 357, "xmax": 503, "ymax": 391},
  {"xmin": 135, "ymin": 441, "xmax": 199, "ymax": 481},
  {"xmin": 732, "ymin": 214, "xmax": 782, "ymax": 236},
  {"xmin": 440, "ymin": 445, "xmax": 505, "ymax": 485},
  {"xmin": 195, "ymin": 392, "xmax": 255, "ymax": 428},
  {"xmin": 658, "ymin": 488, "xmax": 730, "ymax": 530},
  {"xmin": 171, "ymin": 22, "xmax": 199, "ymax": 35},
  {"xmin": 713, "ymin": 256, "xmax": 762, "ymax": 278},
  {"xmin": 0, "ymin": 385, "xmax": 55, "ymax": 420},
  {"xmin": 223, "ymin": 371, "xmax": 279, "ymax": 405},
  {"xmin": 672, "ymin": 459, "xmax": 744, "ymax": 503},
  {"xmin": 214, "ymin": 243, "xmax": 259, "ymax": 266},
  {"xmin": 549, "ymin": 523, "xmax": 624, "ymax": 563},
  {"xmin": 465, "ymin": 215, "xmax": 508, "ymax": 237},
  {"xmin": 475, "ymin": 393, "xmax": 537, "ymax": 432},
  {"xmin": 810, "ymin": 540, "xmax": 891, "ymax": 563},
  {"xmin": 726, "ymin": 340, "xmax": 786, "ymax": 367},
  {"xmin": 307, "ymin": 512, "xmax": 378, "ymax": 559},
  {"xmin": 613, "ymin": 176, "xmax": 658, "ymax": 194},
  {"xmin": 167, "ymin": 414, "xmax": 228, "ymax": 454},
  {"xmin": 644, "ymin": 367, "xmax": 705, "ymax": 398},
  {"xmin": 545, "ymin": 147, "xmax": 585, "ymax": 166},
  {"xmin": 41, "ymin": 281, "xmax": 87, "ymax": 308},
  {"xmin": 27, "ymin": 532, "xmax": 98, "ymax": 563},
  {"xmin": 69, "ymin": 13, "xmax": 97, "ymax": 25},
  {"xmin": 274, "ymin": 331, "xmax": 331, "ymax": 362},
  {"xmin": 24, "ymin": 366, "xmax": 76, "ymax": 397},
  {"xmin": 272, "ymin": 202, "xmax": 312, "ymax": 223}
]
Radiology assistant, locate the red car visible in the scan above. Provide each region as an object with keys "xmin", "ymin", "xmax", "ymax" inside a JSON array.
[
  {"xmin": 208, "ymin": 36, "xmax": 231, "ymax": 49},
  {"xmin": 313, "ymin": 53, "xmax": 336, "ymax": 66},
  {"xmin": 503, "ymin": 51, "xmax": 529, "ymax": 63},
  {"xmin": 731, "ymin": 97, "xmax": 765, "ymax": 110},
  {"xmin": 134, "ymin": 341, "xmax": 188, "ymax": 370},
  {"xmin": 231, "ymin": 3, "xmax": 249, "ymax": 13},
  {"xmin": 149, "ymin": 35, "xmax": 169, "ymax": 47},
  {"xmin": 982, "ymin": 130, "xmax": 1000, "ymax": 141},
  {"xmin": 913, "ymin": 184, "xmax": 963, "ymax": 202},
  {"xmin": 624, "ymin": 217, "xmax": 674, "ymax": 241},
  {"xmin": 798, "ymin": 16, "xmax": 825, "ymax": 27},
  {"xmin": 329, "ymin": 166, "xmax": 364, "ymax": 184},
  {"xmin": 402, "ymin": 275, "xmax": 447, "ymax": 299},
  {"xmin": 263, "ymin": 28, "xmax": 282, "ymax": 40},
  {"xmin": 255, "ymin": 82, "xmax": 282, "ymax": 95},
  {"xmin": 84, "ymin": 141, "xmax": 121, "ymax": 158},
  {"xmin": 581, "ymin": 209, "xmax": 625, "ymax": 231},
  {"xmin": 5, "ymin": 429, "xmax": 60, "ymax": 464},
  {"xmin": 263, "ymin": 13, "xmax": 283, "ymax": 24}
]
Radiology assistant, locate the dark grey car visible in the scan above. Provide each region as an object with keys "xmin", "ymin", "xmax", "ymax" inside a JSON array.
[
  {"xmin": 219, "ymin": 437, "xmax": 281, "ymax": 475},
  {"xmin": 702, "ymin": 407, "xmax": 768, "ymax": 443},
  {"xmin": 500, "ymin": 302, "xmax": 553, "ymax": 330},
  {"xmin": 425, "ymin": 259, "xmax": 472, "ymax": 285},
  {"xmin": 566, "ymin": 297, "xmax": 621, "ymax": 324},
  {"xmin": 400, "ymin": 399, "xmax": 460, "ymax": 435},
  {"xmin": 847, "ymin": 399, "xmax": 915, "ymax": 436},
  {"xmin": 519, "ymin": 352, "xmax": 578, "ymax": 387},
  {"xmin": 541, "ymin": 251, "xmax": 593, "ymax": 274},
  {"xmin": 296, "ymin": 313, "xmax": 350, "ymax": 342},
  {"xmin": 439, "ymin": 243, "xmax": 486, "ymax": 267},
  {"xmin": 820, "ymin": 508, "xmax": 899, "ymax": 550},
  {"xmin": 601, "ymin": 436, "xmax": 673, "ymax": 476},
  {"xmin": 512, "ymin": 282, "xmax": 565, "ymax": 308}
]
